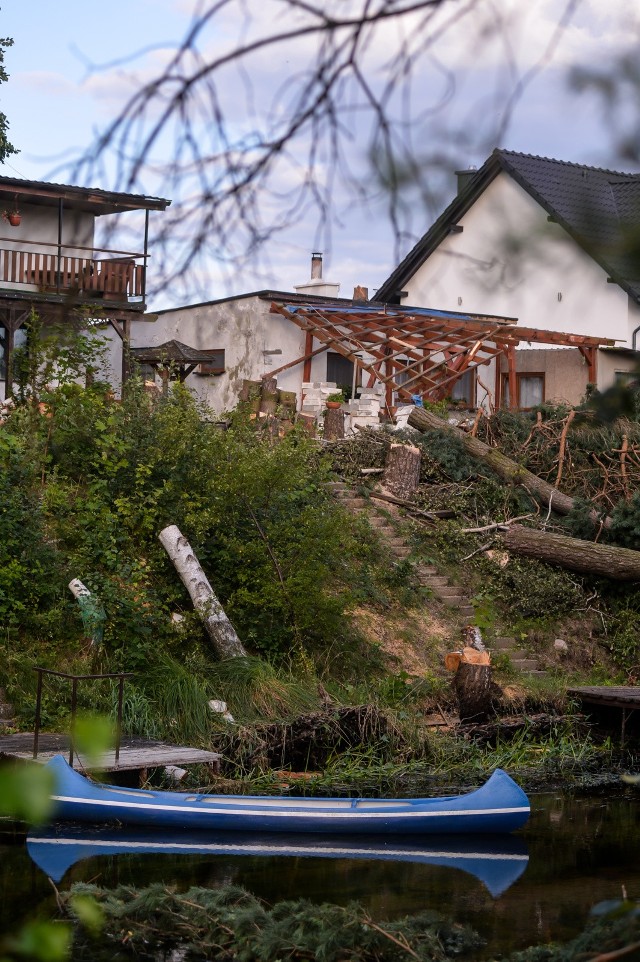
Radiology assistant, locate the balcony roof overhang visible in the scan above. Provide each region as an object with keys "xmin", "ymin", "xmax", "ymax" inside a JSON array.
[{"xmin": 0, "ymin": 175, "xmax": 171, "ymax": 216}]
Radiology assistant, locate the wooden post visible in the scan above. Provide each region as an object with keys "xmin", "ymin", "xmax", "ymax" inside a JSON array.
[
  {"xmin": 303, "ymin": 332, "xmax": 314, "ymax": 383},
  {"xmin": 260, "ymin": 376, "xmax": 278, "ymax": 415},
  {"xmin": 507, "ymin": 345, "xmax": 517, "ymax": 411},
  {"xmin": 454, "ymin": 663, "xmax": 499, "ymax": 723}
]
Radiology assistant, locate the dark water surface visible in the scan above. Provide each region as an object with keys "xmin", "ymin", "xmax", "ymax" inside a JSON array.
[{"xmin": 2, "ymin": 789, "xmax": 639, "ymax": 959}]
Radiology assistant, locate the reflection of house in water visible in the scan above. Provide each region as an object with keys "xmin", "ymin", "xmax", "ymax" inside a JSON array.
[{"xmin": 0, "ymin": 174, "xmax": 170, "ymax": 401}]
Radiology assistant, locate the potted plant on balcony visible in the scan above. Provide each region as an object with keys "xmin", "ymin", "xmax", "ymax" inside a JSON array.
[
  {"xmin": 3, "ymin": 204, "xmax": 20, "ymax": 227},
  {"xmin": 325, "ymin": 391, "xmax": 345, "ymax": 410}
]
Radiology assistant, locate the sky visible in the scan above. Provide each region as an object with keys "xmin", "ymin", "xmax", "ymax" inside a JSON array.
[{"xmin": 2, "ymin": 0, "xmax": 640, "ymax": 310}]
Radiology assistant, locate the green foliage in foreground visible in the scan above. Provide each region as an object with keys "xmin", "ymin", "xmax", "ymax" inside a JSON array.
[
  {"xmin": 1, "ymin": 377, "xmax": 383, "ymax": 667},
  {"xmin": 61, "ymin": 883, "xmax": 640, "ymax": 962},
  {"xmin": 0, "ymin": 328, "xmax": 400, "ymax": 730},
  {"xmin": 65, "ymin": 882, "xmax": 484, "ymax": 962}
]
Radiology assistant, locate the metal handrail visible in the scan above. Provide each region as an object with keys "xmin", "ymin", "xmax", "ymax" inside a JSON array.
[{"xmin": 32, "ymin": 667, "xmax": 134, "ymax": 768}]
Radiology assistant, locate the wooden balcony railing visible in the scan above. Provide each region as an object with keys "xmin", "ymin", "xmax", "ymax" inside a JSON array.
[{"xmin": 0, "ymin": 246, "xmax": 145, "ymax": 302}]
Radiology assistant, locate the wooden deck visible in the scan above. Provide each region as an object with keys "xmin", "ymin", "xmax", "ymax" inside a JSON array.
[
  {"xmin": 568, "ymin": 686, "xmax": 640, "ymax": 745},
  {"xmin": 0, "ymin": 733, "xmax": 220, "ymax": 775},
  {"xmin": 568, "ymin": 686, "xmax": 640, "ymax": 709}
]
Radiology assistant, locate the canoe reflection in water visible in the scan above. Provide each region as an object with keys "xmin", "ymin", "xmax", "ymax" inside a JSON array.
[{"xmin": 27, "ymin": 826, "xmax": 529, "ymax": 898}]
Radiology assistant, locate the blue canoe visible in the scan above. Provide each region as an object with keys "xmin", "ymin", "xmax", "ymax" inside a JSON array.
[
  {"xmin": 27, "ymin": 826, "xmax": 529, "ymax": 897},
  {"xmin": 44, "ymin": 755, "xmax": 530, "ymax": 835}
]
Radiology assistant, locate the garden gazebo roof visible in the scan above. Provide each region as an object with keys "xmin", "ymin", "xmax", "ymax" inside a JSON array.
[{"xmin": 130, "ymin": 339, "xmax": 224, "ymax": 383}]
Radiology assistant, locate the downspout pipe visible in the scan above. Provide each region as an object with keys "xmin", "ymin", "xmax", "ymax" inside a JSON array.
[{"xmin": 632, "ymin": 325, "xmax": 640, "ymax": 351}]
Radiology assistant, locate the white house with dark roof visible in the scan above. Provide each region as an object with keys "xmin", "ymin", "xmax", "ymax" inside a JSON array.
[{"xmin": 376, "ymin": 149, "xmax": 640, "ymax": 409}]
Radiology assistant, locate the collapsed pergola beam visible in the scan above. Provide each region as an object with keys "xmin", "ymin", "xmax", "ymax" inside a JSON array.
[{"xmin": 270, "ymin": 301, "xmax": 617, "ymax": 407}]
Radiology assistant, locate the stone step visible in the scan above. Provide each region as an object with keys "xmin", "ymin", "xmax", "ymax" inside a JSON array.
[
  {"xmin": 510, "ymin": 658, "xmax": 540, "ymax": 672},
  {"xmin": 389, "ymin": 547, "xmax": 412, "ymax": 558},
  {"xmin": 492, "ymin": 637, "xmax": 517, "ymax": 650},
  {"xmin": 420, "ymin": 575, "xmax": 449, "ymax": 587},
  {"xmin": 431, "ymin": 585, "xmax": 464, "ymax": 599},
  {"xmin": 457, "ymin": 606, "xmax": 476, "ymax": 619},
  {"xmin": 375, "ymin": 527, "xmax": 397, "ymax": 539},
  {"xmin": 348, "ymin": 498, "xmax": 369, "ymax": 509},
  {"xmin": 327, "ymin": 481, "xmax": 347, "ymax": 492},
  {"xmin": 415, "ymin": 565, "xmax": 439, "ymax": 576}
]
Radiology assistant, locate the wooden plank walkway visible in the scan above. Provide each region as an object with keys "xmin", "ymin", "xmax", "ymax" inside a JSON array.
[
  {"xmin": 0, "ymin": 733, "xmax": 220, "ymax": 774},
  {"xmin": 568, "ymin": 686, "xmax": 640, "ymax": 745},
  {"xmin": 567, "ymin": 686, "xmax": 640, "ymax": 709}
]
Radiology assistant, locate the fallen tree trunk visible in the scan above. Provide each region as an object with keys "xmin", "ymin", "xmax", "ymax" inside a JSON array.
[
  {"xmin": 407, "ymin": 407, "xmax": 611, "ymax": 529},
  {"xmin": 159, "ymin": 525, "xmax": 247, "ymax": 659},
  {"xmin": 504, "ymin": 524, "xmax": 640, "ymax": 581}
]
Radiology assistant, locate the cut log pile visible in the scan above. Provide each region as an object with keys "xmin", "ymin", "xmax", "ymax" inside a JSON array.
[
  {"xmin": 406, "ymin": 406, "xmax": 640, "ymax": 583},
  {"xmin": 407, "ymin": 406, "xmax": 611, "ymax": 529}
]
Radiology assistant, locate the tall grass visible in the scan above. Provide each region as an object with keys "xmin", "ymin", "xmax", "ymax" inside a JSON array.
[{"xmin": 208, "ymin": 656, "xmax": 320, "ymax": 721}]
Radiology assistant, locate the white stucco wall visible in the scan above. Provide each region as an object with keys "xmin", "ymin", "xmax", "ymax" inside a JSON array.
[
  {"xmin": 129, "ymin": 296, "xmax": 310, "ymax": 413},
  {"xmin": 404, "ymin": 173, "xmax": 632, "ymax": 352}
]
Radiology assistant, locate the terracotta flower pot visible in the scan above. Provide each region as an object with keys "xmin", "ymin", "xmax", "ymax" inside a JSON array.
[
  {"xmin": 7, "ymin": 213, "xmax": 20, "ymax": 227},
  {"xmin": 326, "ymin": 401, "xmax": 342, "ymax": 409}
]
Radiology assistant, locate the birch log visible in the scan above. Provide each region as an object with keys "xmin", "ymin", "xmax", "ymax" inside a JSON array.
[
  {"xmin": 68, "ymin": 578, "xmax": 105, "ymax": 646},
  {"xmin": 407, "ymin": 407, "xmax": 611, "ymax": 528},
  {"xmin": 159, "ymin": 525, "xmax": 247, "ymax": 659}
]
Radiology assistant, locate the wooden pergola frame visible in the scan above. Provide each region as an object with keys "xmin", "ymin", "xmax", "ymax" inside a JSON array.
[{"xmin": 269, "ymin": 302, "xmax": 616, "ymax": 411}]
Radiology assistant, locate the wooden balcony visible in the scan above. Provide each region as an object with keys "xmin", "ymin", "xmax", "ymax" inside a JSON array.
[{"xmin": 0, "ymin": 242, "xmax": 146, "ymax": 309}]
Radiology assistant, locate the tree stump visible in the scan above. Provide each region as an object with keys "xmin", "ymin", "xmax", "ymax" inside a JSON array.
[
  {"xmin": 454, "ymin": 662, "xmax": 500, "ymax": 723},
  {"xmin": 324, "ymin": 406, "xmax": 345, "ymax": 440},
  {"xmin": 260, "ymin": 377, "xmax": 279, "ymax": 415},
  {"xmin": 382, "ymin": 443, "xmax": 421, "ymax": 500}
]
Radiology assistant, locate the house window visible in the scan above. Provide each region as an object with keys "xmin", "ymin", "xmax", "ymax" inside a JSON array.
[
  {"xmin": 502, "ymin": 373, "xmax": 545, "ymax": 409},
  {"xmin": 327, "ymin": 351, "xmax": 358, "ymax": 395},
  {"xmin": 615, "ymin": 370, "xmax": 638, "ymax": 388},
  {"xmin": 133, "ymin": 362, "xmax": 157, "ymax": 383},
  {"xmin": 0, "ymin": 324, "xmax": 27, "ymax": 383},
  {"xmin": 196, "ymin": 350, "xmax": 226, "ymax": 376},
  {"xmin": 394, "ymin": 358, "xmax": 412, "ymax": 387},
  {"xmin": 450, "ymin": 369, "xmax": 475, "ymax": 406}
]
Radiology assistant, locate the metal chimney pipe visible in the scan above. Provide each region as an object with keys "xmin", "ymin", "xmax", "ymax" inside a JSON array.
[{"xmin": 311, "ymin": 252, "xmax": 323, "ymax": 279}]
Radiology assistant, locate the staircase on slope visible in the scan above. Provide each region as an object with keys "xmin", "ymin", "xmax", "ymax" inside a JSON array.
[
  {"xmin": 329, "ymin": 482, "xmax": 545, "ymax": 674},
  {"xmin": 489, "ymin": 637, "xmax": 545, "ymax": 676},
  {"xmin": 329, "ymin": 482, "xmax": 475, "ymax": 623}
]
